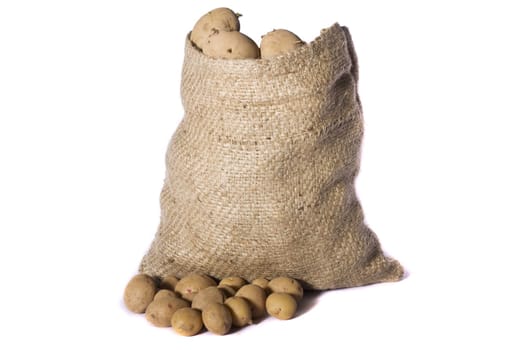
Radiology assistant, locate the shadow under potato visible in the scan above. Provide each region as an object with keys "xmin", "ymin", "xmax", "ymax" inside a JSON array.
[{"xmin": 296, "ymin": 290, "xmax": 322, "ymax": 318}]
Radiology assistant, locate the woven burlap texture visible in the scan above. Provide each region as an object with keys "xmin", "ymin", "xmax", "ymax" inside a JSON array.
[{"xmin": 139, "ymin": 23, "xmax": 403, "ymax": 290}]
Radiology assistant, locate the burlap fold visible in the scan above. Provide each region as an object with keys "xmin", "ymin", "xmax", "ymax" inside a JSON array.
[{"xmin": 139, "ymin": 23, "xmax": 403, "ymax": 290}]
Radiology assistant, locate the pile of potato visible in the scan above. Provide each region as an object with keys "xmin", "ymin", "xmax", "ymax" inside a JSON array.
[
  {"xmin": 124, "ymin": 273, "xmax": 304, "ymax": 336},
  {"xmin": 189, "ymin": 7, "xmax": 305, "ymax": 59}
]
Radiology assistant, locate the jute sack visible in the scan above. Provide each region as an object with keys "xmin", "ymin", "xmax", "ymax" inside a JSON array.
[{"xmin": 139, "ymin": 23, "xmax": 403, "ymax": 290}]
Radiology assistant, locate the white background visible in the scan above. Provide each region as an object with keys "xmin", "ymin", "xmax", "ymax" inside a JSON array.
[{"xmin": 1, "ymin": 0, "xmax": 524, "ymax": 349}]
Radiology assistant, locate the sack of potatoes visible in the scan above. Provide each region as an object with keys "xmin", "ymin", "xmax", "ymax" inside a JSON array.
[{"xmin": 124, "ymin": 7, "xmax": 404, "ymax": 336}]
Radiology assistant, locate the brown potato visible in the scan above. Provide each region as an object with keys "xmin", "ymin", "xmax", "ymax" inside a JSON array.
[
  {"xmin": 153, "ymin": 289, "xmax": 178, "ymax": 301},
  {"xmin": 217, "ymin": 285, "xmax": 236, "ymax": 298},
  {"xmin": 171, "ymin": 307, "xmax": 203, "ymax": 336},
  {"xmin": 190, "ymin": 7, "xmax": 240, "ymax": 50},
  {"xmin": 159, "ymin": 275, "xmax": 179, "ymax": 291},
  {"xmin": 219, "ymin": 276, "xmax": 247, "ymax": 290},
  {"xmin": 191, "ymin": 286, "xmax": 225, "ymax": 311},
  {"xmin": 123, "ymin": 274, "xmax": 157, "ymax": 313},
  {"xmin": 235, "ymin": 284, "xmax": 267, "ymax": 319},
  {"xmin": 251, "ymin": 278, "xmax": 270, "ymax": 294},
  {"xmin": 175, "ymin": 273, "xmax": 217, "ymax": 302},
  {"xmin": 260, "ymin": 29, "xmax": 305, "ymax": 59},
  {"xmin": 266, "ymin": 292, "xmax": 297, "ymax": 320},
  {"xmin": 202, "ymin": 303, "xmax": 232, "ymax": 335},
  {"xmin": 202, "ymin": 30, "xmax": 260, "ymax": 59},
  {"xmin": 145, "ymin": 297, "xmax": 189, "ymax": 327},
  {"xmin": 224, "ymin": 296, "xmax": 253, "ymax": 327},
  {"xmin": 267, "ymin": 276, "xmax": 303, "ymax": 301}
]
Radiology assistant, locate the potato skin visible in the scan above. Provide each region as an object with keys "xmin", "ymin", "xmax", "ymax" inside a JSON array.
[
  {"xmin": 260, "ymin": 29, "xmax": 305, "ymax": 58},
  {"xmin": 266, "ymin": 292, "xmax": 297, "ymax": 320},
  {"xmin": 171, "ymin": 307, "xmax": 203, "ymax": 336},
  {"xmin": 153, "ymin": 289, "xmax": 177, "ymax": 301},
  {"xmin": 145, "ymin": 297, "xmax": 190, "ymax": 327},
  {"xmin": 217, "ymin": 285, "xmax": 236, "ymax": 298},
  {"xmin": 191, "ymin": 286, "xmax": 225, "ymax": 311},
  {"xmin": 175, "ymin": 273, "xmax": 217, "ymax": 302},
  {"xmin": 267, "ymin": 276, "xmax": 304, "ymax": 301},
  {"xmin": 202, "ymin": 303, "xmax": 232, "ymax": 335},
  {"xmin": 219, "ymin": 276, "xmax": 247, "ymax": 290},
  {"xmin": 251, "ymin": 278, "xmax": 270, "ymax": 294},
  {"xmin": 235, "ymin": 284, "xmax": 267, "ymax": 319},
  {"xmin": 202, "ymin": 30, "xmax": 260, "ymax": 59},
  {"xmin": 190, "ymin": 7, "xmax": 240, "ymax": 50},
  {"xmin": 159, "ymin": 275, "xmax": 179, "ymax": 291},
  {"xmin": 225, "ymin": 296, "xmax": 253, "ymax": 327},
  {"xmin": 123, "ymin": 274, "xmax": 157, "ymax": 313}
]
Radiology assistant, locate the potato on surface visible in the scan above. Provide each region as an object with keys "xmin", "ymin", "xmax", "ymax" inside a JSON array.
[
  {"xmin": 225, "ymin": 296, "xmax": 253, "ymax": 327},
  {"xmin": 219, "ymin": 276, "xmax": 247, "ymax": 290},
  {"xmin": 145, "ymin": 297, "xmax": 190, "ymax": 327},
  {"xmin": 153, "ymin": 289, "xmax": 177, "ymax": 301},
  {"xmin": 202, "ymin": 302, "xmax": 232, "ymax": 335},
  {"xmin": 266, "ymin": 292, "xmax": 297, "ymax": 320},
  {"xmin": 235, "ymin": 284, "xmax": 267, "ymax": 319},
  {"xmin": 171, "ymin": 307, "xmax": 203, "ymax": 336},
  {"xmin": 159, "ymin": 275, "xmax": 179, "ymax": 291},
  {"xmin": 123, "ymin": 274, "xmax": 157, "ymax": 313},
  {"xmin": 191, "ymin": 286, "xmax": 225, "ymax": 311},
  {"xmin": 175, "ymin": 273, "xmax": 217, "ymax": 302},
  {"xmin": 251, "ymin": 278, "xmax": 270, "ymax": 294},
  {"xmin": 268, "ymin": 276, "xmax": 303, "ymax": 301},
  {"xmin": 217, "ymin": 285, "xmax": 236, "ymax": 298}
]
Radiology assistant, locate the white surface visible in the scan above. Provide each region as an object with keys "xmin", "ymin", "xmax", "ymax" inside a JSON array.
[{"xmin": 1, "ymin": 1, "xmax": 524, "ymax": 349}]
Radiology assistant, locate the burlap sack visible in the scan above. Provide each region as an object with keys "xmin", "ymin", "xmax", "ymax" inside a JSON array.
[{"xmin": 139, "ymin": 23, "xmax": 403, "ymax": 290}]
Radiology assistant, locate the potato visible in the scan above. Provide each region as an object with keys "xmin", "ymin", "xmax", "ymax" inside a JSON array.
[
  {"xmin": 153, "ymin": 289, "xmax": 177, "ymax": 301},
  {"xmin": 171, "ymin": 307, "xmax": 203, "ymax": 336},
  {"xmin": 260, "ymin": 29, "xmax": 305, "ymax": 58},
  {"xmin": 191, "ymin": 286, "xmax": 225, "ymax": 311},
  {"xmin": 202, "ymin": 303, "xmax": 232, "ymax": 335},
  {"xmin": 219, "ymin": 276, "xmax": 247, "ymax": 290},
  {"xmin": 159, "ymin": 275, "xmax": 179, "ymax": 291},
  {"xmin": 266, "ymin": 292, "xmax": 297, "ymax": 320},
  {"xmin": 145, "ymin": 297, "xmax": 189, "ymax": 327},
  {"xmin": 224, "ymin": 296, "xmax": 252, "ymax": 327},
  {"xmin": 175, "ymin": 273, "xmax": 217, "ymax": 302},
  {"xmin": 251, "ymin": 277, "xmax": 270, "ymax": 294},
  {"xmin": 267, "ymin": 276, "xmax": 303, "ymax": 302},
  {"xmin": 202, "ymin": 30, "xmax": 260, "ymax": 59},
  {"xmin": 190, "ymin": 7, "xmax": 240, "ymax": 50},
  {"xmin": 123, "ymin": 274, "xmax": 157, "ymax": 313},
  {"xmin": 217, "ymin": 285, "xmax": 236, "ymax": 298},
  {"xmin": 235, "ymin": 284, "xmax": 267, "ymax": 319}
]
